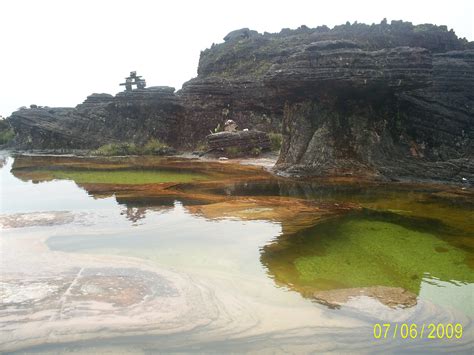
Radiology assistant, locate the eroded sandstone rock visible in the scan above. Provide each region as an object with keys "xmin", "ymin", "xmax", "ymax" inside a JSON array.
[
  {"xmin": 6, "ymin": 20, "xmax": 473, "ymax": 183},
  {"xmin": 207, "ymin": 131, "xmax": 271, "ymax": 152},
  {"xmin": 9, "ymin": 87, "xmax": 181, "ymax": 149},
  {"xmin": 271, "ymin": 46, "xmax": 473, "ymax": 182}
]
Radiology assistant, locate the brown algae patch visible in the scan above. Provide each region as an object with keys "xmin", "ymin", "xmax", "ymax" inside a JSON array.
[{"xmin": 187, "ymin": 196, "xmax": 358, "ymax": 233}]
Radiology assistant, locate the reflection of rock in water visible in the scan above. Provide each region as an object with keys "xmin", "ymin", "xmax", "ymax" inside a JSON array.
[
  {"xmin": 121, "ymin": 207, "xmax": 148, "ymax": 223},
  {"xmin": 312, "ymin": 286, "xmax": 417, "ymax": 309}
]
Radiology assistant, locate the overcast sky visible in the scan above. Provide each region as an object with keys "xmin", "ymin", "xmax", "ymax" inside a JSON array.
[{"xmin": 1, "ymin": 0, "xmax": 473, "ymax": 117}]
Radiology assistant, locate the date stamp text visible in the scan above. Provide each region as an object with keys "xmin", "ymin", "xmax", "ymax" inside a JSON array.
[{"xmin": 373, "ymin": 323, "xmax": 463, "ymax": 340}]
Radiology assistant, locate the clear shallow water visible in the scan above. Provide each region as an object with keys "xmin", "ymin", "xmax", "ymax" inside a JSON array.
[{"xmin": 1, "ymin": 153, "xmax": 473, "ymax": 353}]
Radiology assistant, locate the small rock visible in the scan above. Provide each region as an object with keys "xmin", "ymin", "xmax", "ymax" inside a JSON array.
[{"xmin": 224, "ymin": 119, "xmax": 238, "ymax": 132}]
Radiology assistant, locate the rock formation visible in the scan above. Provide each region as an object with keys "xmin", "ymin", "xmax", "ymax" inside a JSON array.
[
  {"xmin": 206, "ymin": 131, "xmax": 271, "ymax": 152},
  {"xmin": 6, "ymin": 20, "xmax": 474, "ymax": 182},
  {"xmin": 270, "ymin": 44, "xmax": 473, "ymax": 182},
  {"xmin": 9, "ymin": 87, "xmax": 181, "ymax": 149}
]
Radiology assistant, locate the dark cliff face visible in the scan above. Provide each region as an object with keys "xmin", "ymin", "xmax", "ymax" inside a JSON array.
[
  {"xmin": 178, "ymin": 77, "xmax": 281, "ymax": 149},
  {"xmin": 197, "ymin": 21, "xmax": 472, "ymax": 182},
  {"xmin": 267, "ymin": 42, "xmax": 473, "ymax": 182},
  {"xmin": 6, "ymin": 20, "xmax": 473, "ymax": 182}
]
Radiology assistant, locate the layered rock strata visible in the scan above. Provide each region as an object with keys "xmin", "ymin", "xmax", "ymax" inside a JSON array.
[
  {"xmin": 270, "ymin": 45, "xmax": 473, "ymax": 182},
  {"xmin": 9, "ymin": 87, "xmax": 181, "ymax": 149},
  {"xmin": 6, "ymin": 21, "xmax": 473, "ymax": 182},
  {"xmin": 206, "ymin": 131, "xmax": 271, "ymax": 152}
]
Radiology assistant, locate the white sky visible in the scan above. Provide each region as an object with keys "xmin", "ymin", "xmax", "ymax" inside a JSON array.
[{"xmin": 1, "ymin": 0, "xmax": 473, "ymax": 117}]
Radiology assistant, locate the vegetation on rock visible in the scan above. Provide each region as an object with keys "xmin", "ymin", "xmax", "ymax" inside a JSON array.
[
  {"xmin": 92, "ymin": 139, "xmax": 171, "ymax": 156},
  {"xmin": 0, "ymin": 120, "xmax": 15, "ymax": 145},
  {"xmin": 268, "ymin": 132, "xmax": 282, "ymax": 152},
  {"xmin": 92, "ymin": 143, "xmax": 140, "ymax": 156},
  {"xmin": 142, "ymin": 139, "xmax": 171, "ymax": 155}
]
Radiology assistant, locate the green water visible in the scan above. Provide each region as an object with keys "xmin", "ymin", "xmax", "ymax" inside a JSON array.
[
  {"xmin": 49, "ymin": 169, "xmax": 209, "ymax": 184},
  {"xmin": 262, "ymin": 210, "xmax": 473, "ymax": 297}
]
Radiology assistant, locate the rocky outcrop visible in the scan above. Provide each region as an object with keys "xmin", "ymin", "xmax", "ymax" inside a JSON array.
[
  {"xmin": 6, "ymin": 20, "xmax": 473, "ymax": 183},
  {"xmin": 9, "ymin": 87, "xmax": 182, "ymax": 149},
  {"xmin": 267, "ymin": 42, "xmax": 473, "ymax": 182},
  {"xmin": 8, "ymin": 107, "xmax": 81, "ymax": 149},
  {"xmin": 223, "ymin": 28, "xmax": 259, "ymax": 42}
]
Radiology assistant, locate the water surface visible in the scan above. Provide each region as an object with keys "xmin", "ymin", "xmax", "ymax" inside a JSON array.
[{"xmin": 1, "ymin": 153, "xmax": 472, "ymax": 353}]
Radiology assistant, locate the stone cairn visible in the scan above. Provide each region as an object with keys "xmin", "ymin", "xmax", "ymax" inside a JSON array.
[{"xmin": 120, "ymin": 71, "xmax": 146, "ymax": 91}]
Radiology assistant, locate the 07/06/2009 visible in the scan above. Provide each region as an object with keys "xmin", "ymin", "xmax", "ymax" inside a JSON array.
[{"xmin": 373, "ymin": 323, "xmax": 463, "ymax": 340}]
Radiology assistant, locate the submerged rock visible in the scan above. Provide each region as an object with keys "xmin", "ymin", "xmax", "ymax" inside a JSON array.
[{"xmin": 312, "ymin": 286, "xmax": 417, "ymax": 309}]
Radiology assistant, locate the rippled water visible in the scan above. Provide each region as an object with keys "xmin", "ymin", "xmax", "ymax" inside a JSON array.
[{"xmin": 1, "ymin": 153, "xmax": 473, "ymax": 353}]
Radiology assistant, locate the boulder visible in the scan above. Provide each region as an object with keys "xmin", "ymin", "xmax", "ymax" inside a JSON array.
[
  {"xmin": 223, "ymin": 28, "xmax": 258, "ymax": 42},
  {"xmin": 206, "ymin": 131, "xmax": 271, "ymax": 151}
]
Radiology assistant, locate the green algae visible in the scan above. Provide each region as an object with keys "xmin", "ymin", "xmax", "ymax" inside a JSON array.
[
  {"xmin": 262, "ymin": 210, "xmax": 474, "ymax": 296},
  {"xmin": 50, "ymin": 169, "xmax": 209, "ymax": 184}
]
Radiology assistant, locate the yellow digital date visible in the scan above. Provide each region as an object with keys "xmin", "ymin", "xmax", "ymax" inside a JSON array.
[{"xmin": 373, "ymin": 323, "xmax": 463, "ymax": 340}]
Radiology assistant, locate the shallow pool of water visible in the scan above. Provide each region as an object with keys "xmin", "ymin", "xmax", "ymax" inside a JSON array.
[{"xmin": 1, "ymin": 153, "xmax": 473, "ymax": 353}]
